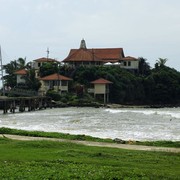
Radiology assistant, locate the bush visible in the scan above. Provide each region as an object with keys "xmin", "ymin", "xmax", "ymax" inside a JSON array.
[{"xmin": 46, "ymin": 90, "xmax": 61, "ymax": 101}]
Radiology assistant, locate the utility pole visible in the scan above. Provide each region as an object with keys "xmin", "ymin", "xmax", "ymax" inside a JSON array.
[
  {"xmin": 0, "ymin": 46, "xmax": 5, "ymax": 96},
  {"xmin": 46, "ymin": 47, "xmax": 49, "ymax": 59}
]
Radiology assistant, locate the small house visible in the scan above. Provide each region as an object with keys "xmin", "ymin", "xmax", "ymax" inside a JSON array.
[
  {"xmin": 14, "ymin": 69, "xmax": 27, "ymax": 84},
  {"xmin": 39, "ymin": 73, "xmax": 72, "ymax": 95},
  {"xmin": 90, "ymin": 78, "xmax": 113, "ymax": 104}
]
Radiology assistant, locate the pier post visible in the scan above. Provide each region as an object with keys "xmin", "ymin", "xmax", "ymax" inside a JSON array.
[{"xmin": 19, "ymin": 99, "xmax": 25, "ymax": 112}]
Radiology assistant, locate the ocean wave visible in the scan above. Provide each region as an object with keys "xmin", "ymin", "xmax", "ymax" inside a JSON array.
[{"xmin": 104, "ymin": 108, "xmax": 180, "ymax": 119}]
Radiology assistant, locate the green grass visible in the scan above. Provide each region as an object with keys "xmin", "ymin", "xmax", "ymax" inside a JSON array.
[
  {"xmin": 136, "ymin": 140, "xmax": 180, "ymax": 148},
  {"xmin": 0, "ymin": 127, "xmax": 113, "ymax": 143},
  {"xmin": 0, "ymin": 137, "xmax": 180, "ymax": 179},
  {"xmin": 0, "ymin": 127, "xmax": 180, "ymax": 148}
]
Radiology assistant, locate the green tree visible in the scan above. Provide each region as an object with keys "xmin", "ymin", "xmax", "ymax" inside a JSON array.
[
  {"xmin": 39, "ymin": 62, "xmax": 59, "ymax": 77},
  {"xmin": 145, "ymin": 65, "xmax": 180, "ymax": 104},
  {"xmin": 3, "ymin": 58, "xmax": 27, "ymax": 87},
  {"xmin": 155, "ymin": 58, "xmax": 168, "ymax": 68},
  {"xmin": 138, "ymin": 57, "xmax": 151, "ymax": 76},
  {"xmin": 25, "ymin": 69, "xmax": 41, "ymax": 91}
]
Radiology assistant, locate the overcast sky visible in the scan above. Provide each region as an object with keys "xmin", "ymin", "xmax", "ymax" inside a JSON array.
[{"xmin": 0, "ymin": 0, "xmax": 180, "ymax": 70}]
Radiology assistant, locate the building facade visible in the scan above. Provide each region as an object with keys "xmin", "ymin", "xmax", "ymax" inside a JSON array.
[{"xmin": 63, "ymin": 39, "xmax": 139, "ymax": 71}]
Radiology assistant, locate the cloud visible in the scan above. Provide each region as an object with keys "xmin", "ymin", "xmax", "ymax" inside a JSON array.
[{"xmin": 0, "ymin": 0, "xmax": 179, "ymax": 70}]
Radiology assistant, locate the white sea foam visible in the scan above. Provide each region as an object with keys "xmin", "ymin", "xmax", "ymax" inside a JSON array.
[
  {"xmin": 105, "ymin": 108, "xmax": 180, "ymax": 119},
  {"xmin": 0, "ymin": 107, "xmax": 180, "ymax": 141},
  {"xmin": 105, "ymin": 108, "xmax": 157, "ymax": 115},
  {"xmin": 105, "ymin": 109, "xmax": 128, "ymax": 113},
  {"xmin": 158, "ymin": 111, "xmax": 180, "ymax": 119}
]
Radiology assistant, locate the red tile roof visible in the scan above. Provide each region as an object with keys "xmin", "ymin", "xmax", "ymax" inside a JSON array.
[
  {"xmin": 122, "ymin": 56, "xmax": 138, "ymax": 61},
  {"xmin": 91, "ymin": 48, "xmax": 124, "ymax": 60},
  {"xmin": 91, "ymin": 78, "xmax": 113, "ymax": 84},
  {"xmin": 33, "ymin": 57, "xmax": 59, "ymax": 63},
  {"xmin": 40, "ymin": 73, "xmax": 72, "ymax": 81},
  {"xmin": 63, "ymin": 48, "xmax": 124, "ymax": 63},
  {"xmin": 14, "ymin": 69, "xmax": 27, "ymax": 75},
  {"xmin": 63, "ymin": 49, "xmax": 101, "ymax": 62}
]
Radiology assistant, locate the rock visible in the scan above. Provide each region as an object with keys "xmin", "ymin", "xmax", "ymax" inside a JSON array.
[{"xmin": 113, "ymin": 138, "xmax": 126, "ymax": 144}]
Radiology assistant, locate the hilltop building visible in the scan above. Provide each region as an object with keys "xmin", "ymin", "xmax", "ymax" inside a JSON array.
[
  {"xmin": 32, "ymin": 57, "xmax": 59, "ymax": 78},
  {"xmin": 63, "ymin": 39, "xmax": 139, "ymax": 71}
]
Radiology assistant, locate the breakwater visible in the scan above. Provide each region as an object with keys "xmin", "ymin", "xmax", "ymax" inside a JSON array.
[{"xmin": 0, "ymin": 96, "xmax": 52, "ymax": 114}]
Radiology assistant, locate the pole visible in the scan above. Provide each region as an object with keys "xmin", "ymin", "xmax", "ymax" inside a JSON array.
[
  {"xmin": 0, "ymin": 46, "xmax": 5, "ymax": 96},
  {"xmin": 46, "ymin": 47, "xmax": 49, "ymax": 59}
]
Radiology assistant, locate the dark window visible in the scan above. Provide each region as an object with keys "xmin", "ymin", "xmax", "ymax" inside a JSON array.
[
  {"xmin": 128, "ymin": 62, "xmax": 131, "ymax": 66},
  {"xmin": 124, "ymin": 62, "xmax": 127, "ymax": 66},
  {"xmin": 62, "ymin": 81, "xmax": 67, "ymax": 86}
]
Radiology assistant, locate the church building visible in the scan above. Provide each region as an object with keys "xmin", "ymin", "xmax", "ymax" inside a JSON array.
[{"xmin": 62, "ymin": 39, "xmax": 139, "ymax": 71}]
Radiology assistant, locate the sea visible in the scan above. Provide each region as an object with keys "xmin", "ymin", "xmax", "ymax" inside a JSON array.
[{"xmin": 0, "ymin": 107, "xmax": 180, "ymax": 141}]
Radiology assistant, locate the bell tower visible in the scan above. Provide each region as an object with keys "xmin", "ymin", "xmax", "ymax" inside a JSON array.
[{"xmin": 80, "ymin": 39, "xmax": 87, "ymax": 49}]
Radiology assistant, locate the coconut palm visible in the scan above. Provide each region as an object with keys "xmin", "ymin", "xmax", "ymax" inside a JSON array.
[
  {"xmin": 3, "ymin": 58, "xmax": 27, "ymax": 87},
  {"xmin": 156, "ymin": 58, "xmax": 168, "ymax": 67}
]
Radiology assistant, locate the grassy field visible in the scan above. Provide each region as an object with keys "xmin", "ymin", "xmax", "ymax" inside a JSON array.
[{"xmin": 0, "ymin": 137, "xmax": 180, "ymax": 179}]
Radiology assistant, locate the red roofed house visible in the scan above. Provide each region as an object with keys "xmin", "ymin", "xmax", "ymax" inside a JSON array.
[
  {"xmin": 120, "ymin": 56, "xmax": 139, "ymax": 70},
  {"xmin": 63, "ymin": 39, "xmax": 139, "ymax": 71},
  {"xmin": 39, "ymin": 73, "xmax": 72, "ymax": 95},
  {"xmin": 14, "ymin": 69, "xmax": 27, "ymax": 84},
  {"xmin": 32, "ymin": 57, "xmax": 59, "ymax": 78},
  {"xmin": 89, "ymin": 78, "xmax": 113, "ymax": 104}
]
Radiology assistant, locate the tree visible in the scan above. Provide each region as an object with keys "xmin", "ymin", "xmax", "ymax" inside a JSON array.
[
  {"xmin": 25, "ymin": 69, "xmax": 41, "ymax": 91},
  {"xmin": 138, "ymin": 57, "xmax": 151, "ymax": 76},
  {"xmin": 155, "ymin": 58, "xmax": 168, "ymax": 68},
  {"xmin": 145, "ymin": 65, "xmax": 180, "ymax": 104},
  {"xmin": 3, "ymin": 58, "xmax": 27, "ymax": 87},
  {"xmin": 39, "ymin": 62, "xmax": 59, "ymax": 77},
  {"xmin": 16, "ymin": 58, "xmax": 26, "ymax": 69}
]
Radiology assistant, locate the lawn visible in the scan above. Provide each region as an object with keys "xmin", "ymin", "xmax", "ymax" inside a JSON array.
[{"xmin": 0, "ymin": 137, "xmax": 179, "ymax": 179}]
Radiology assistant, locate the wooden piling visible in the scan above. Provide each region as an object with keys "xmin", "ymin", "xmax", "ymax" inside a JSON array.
[{"xmin": 0, "ymin": 96, "xmax": 52, "ymax": 114}]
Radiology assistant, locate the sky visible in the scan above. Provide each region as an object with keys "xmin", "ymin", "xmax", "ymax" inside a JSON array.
[{"xmin": 0, "ymin": 0, "xmax": 180, "ymax": 71}]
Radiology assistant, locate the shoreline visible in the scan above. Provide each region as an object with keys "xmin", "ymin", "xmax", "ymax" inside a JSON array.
[{"xmin": 52, "ymin": 101, "xmax": 180, "ymax": 109}]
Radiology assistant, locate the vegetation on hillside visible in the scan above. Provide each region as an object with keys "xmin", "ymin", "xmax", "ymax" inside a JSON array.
[
  {"xmin": 3, "ymin": 57, "xmax": 180, "ymax": 105},
  {"xmin": 59, "ymin": 61, "xmax": 180, "ymax": 105}
]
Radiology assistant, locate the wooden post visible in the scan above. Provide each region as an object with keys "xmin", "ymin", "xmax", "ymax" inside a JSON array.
[
  {"xmin": 3, "ymin": 100, "xmax": 7, "ymax": 114},
  {"xmin": 19, "ymin": 99, "xmax": 25, "ymax": 112},
  {"xmin": 104, "ymin": 93, "xmax": 106, "ymax": 105}
]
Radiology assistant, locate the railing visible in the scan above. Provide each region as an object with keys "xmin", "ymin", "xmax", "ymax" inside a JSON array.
[
  {"xmin": 4, "ymin": 88, "xmax": 38, "ymax": 97},
  {"xmin": 87, "ymin": 88, "xmax": 94, "ymax": 93}
]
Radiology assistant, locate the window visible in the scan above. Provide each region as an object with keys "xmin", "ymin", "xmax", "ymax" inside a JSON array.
[
  {"xmin": 62, "ymin": 81, "xmax": 67, "ymax": 86},
  {"xmin": 124, "ymin": 62, "xmax": 127, "ymax": 66},
  {"xmin": 128, "ymin": 61, "xmax": 131, "ymax": 66}
]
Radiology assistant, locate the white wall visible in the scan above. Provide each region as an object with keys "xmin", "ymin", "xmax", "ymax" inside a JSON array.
[
  {"xmin": 94, "ymin": 84, "xmax": 106, "ymax": 94},
  {"xmin": 17, "ymin": 75, "xmax": 26, "ymax": 84}
]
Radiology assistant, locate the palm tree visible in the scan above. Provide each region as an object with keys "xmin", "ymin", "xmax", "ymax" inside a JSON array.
[
  {"xmin": 3, "ymin": 58, "xmax": 27, "ymax": 87},
  {"xmin": 156, "ymin": 58, "xmax": 168, "ymax": 67},
  {"xmin": 17, "ymin": 57, "xmax": 26, "ymax": 69}
]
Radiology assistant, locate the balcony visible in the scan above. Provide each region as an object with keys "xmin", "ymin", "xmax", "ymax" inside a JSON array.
[{"xmin": 87, "ymin": 88, "xmax": 94, "ymax": 93}]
